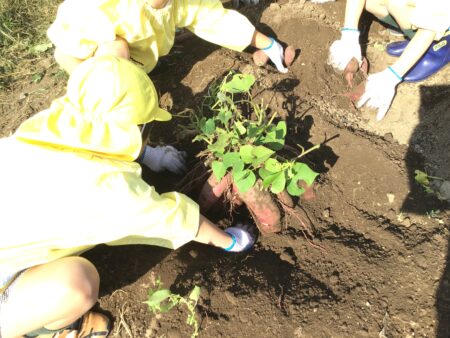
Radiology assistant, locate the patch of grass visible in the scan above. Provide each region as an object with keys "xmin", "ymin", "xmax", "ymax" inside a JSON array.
[{"xmin": 0, "ymin": 0, "xmax": 59, "ymax": 88}]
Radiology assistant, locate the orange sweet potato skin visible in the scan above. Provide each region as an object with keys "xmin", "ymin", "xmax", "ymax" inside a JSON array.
[
  {"xmin": 198, "ymin": 173, "xmax": 231, "ymax": 212},
  {"xmin": 233, "ymin": 182, "xmax": 281, "ymax": 235}
]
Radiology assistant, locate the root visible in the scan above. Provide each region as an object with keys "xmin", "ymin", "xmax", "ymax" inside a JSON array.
[
  {"xmin": 175, "ymin": 161, "xmax": 209, "ymax": 194},
  {"xmin": 280, "ymin": 202, "xmax": 326, "ymax": 252}
]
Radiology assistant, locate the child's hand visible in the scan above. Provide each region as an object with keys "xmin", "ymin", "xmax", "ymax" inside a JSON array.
[
  {"xmin": 357, "ymin": 67, "xmax": 402, "ymax": 121},
  {"xmin": 328, "ymin": 29, "xmax": 362, "ymax": 71},
  {"xmin": 141, "ymin": 145, "xmax": 187, "ymax": 175},
  {"xmin": 223, "ymin": 223, "xmax": 255, "ymax": 252},
  {"xmin": 261, "ymin": 38, "xmax": 289, "ymax": 73}
]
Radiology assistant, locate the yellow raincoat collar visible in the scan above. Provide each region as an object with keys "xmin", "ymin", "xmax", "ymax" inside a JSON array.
[{"xmin": 14, "ymin": 56, "xmax": 171, "ymax": 161}]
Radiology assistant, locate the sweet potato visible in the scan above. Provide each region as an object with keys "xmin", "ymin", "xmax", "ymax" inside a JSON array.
[
  {"xmin": 299, "ymin": 180, "xmax": 315, "ymax": 201},
  {"xmin": 277, "ymin": 190, "xmax": 294, "ymax": 208},
  {"xmin": 343, "ymin": 57, "xmax": 368, "ymax": 88},
  {"xmin": 341, "ymin": 81, "xmax": 366, "ymax": 104},
  {"xmin": 198, "ymin": 173, "xmax": 231, "ymax": 212},
  {"xmin": 233, "ymin": 181, "xmax": 281, "ymax": 235}
]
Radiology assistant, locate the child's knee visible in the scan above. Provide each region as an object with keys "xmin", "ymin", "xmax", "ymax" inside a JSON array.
[{"xmin": 59, "ymin": 257, "xmax": 100, "ymax": 309}]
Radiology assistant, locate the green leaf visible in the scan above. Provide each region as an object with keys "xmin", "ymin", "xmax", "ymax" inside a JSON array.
[
  {"xmin": 192, "ymin": 135, "xmax": 208, "ymax": 143},
  {"xmin": 270, "ymin": 172, "xmax": 286, "ymax": 194},
  {"xmin": 217, "ymin": 110, "xmax": 233, "ymax": 125},
  {"xmin": 287, "ymin": 178, "xmax": 305, "ymax": 196},
  {"xmin": 221, "ymin": 73, "xmax": 255, "ymax": 93},
  {"xmin": 222, "ymin": 152, "xmax": 241, "ymax": 168},
  {"xmin": 234, "ymin": 170, "xmax": 256, "ymax": 193},
  {"xmin": 201, "ymin": 119, "xmax": 216, "ymax": 135},
  {"xmin": 145, "ymin": 289, "xmax": 172, "ymax": 309},
  {"xmin": 261, "ymin": 171, "xmax": 279, "ymax": 189},
  {"xmin": 293, "ymin": 162, "xmax": 318, "ymax": 186},
  {"xmin": 252, "ymin": 146, "xmax": 275, "ymax": 166},
  {"xmin": 232, "ymin": 161, "xmax": 246, "ymax": 181},
  {"xmin": 258, "ymin": 167, "xmax": 272, "ymax": 180},
  {"xmin": 264, "ymin": 158, "xmax": 282, "ymax": 173},
  {"xmin": 31, "ymin": 42, "xmax": 53, "ymax": 54},
  {"xmin": 207, "ymin": 132, "xmax": 231, "ymax": 155},
  {"xmin": 234, "ymin": 121, "xmax": 246, "ymax": 135},
  {"xmin": 159, "ymin": 302, "xmax": 177, "ymax": 313},
  {"xmin": 414, "ymin": 170, "xmax": 429, "ymax": 186},
  {"xmin": 32, "ymin": 73, "xmax": 43, "ymax": 83},
  {"xmin": 275, "ymin": 121, "xmax": 287, "ymax": 139},
  {"xmin": 189, "ymin": 286, "xmax": 201, "ymax": 302},
  {"xmin": 240, "ymin": 144, "xmax": 254, "ymax": 164},
  {"xmin": 212, "ymin": 161, "xmax": 227, "ymax": 181},
  {"xmin": 247, "ymin": 123, "xmax": 264, "ymax": 139},
  {"xmin": 259, "ymin": 123, "xmax": 286, "ymax": 150}
]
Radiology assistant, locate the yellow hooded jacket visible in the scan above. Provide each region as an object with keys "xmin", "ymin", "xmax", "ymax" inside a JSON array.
[
  {"xmin": 0, "ymin": 56, "xmax": 199, "ymax": 279},
  {"xmin": 47, "ymin": 0, "xmax": 256, "ymax": 73}
]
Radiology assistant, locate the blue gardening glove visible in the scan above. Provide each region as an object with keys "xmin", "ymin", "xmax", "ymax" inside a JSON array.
[
  {"xmin": 223, "ymin": 223, "xmax": 255, "ymax": 252},
  {"xmin": 140, "ymin": 145, "xmax": 187, "ymax": 175},
  {"xmin": 261, "ymin": 38, "xmax": 288, "ymax": 73},
  {"xmin": 328, "ymin": 29, "xmax": 362, "ymax": 71},
  {"xmin": 357, "ymin": 67, "xmax": 402, "ymax": 121}
]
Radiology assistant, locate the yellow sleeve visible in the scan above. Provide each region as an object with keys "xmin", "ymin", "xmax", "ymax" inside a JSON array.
[
  {"xmin": 175, "ymin": 0, "xmax": 255, "ymax": 52},
  {"xmin": 100, "ymin": 171, "xmax": 200, "ymax": 250},
  {"xmin": 47, "ymin": 0, "xmax": 119, "ymax": 59}
]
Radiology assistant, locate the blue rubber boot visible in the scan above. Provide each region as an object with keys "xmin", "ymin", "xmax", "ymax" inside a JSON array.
[
  {"xmin": 404, "ymin": 33, "xmax": 450, "ymax": 82},
  {"xmin": 386, "ymin": 40, "xmax": 410, "ymax": 57}
]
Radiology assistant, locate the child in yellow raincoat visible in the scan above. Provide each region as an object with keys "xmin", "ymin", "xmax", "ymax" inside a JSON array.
[
  {"xmin": 47, "ymin": 0, "xmax": 294, "ymax": 74},
  {"xmin": 0, "ymin": 56, "xmax": 254, "ymax": 338}
]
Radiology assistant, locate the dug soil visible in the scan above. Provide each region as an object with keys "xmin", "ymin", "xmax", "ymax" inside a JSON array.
[{"xmin": 1, "ymin": 1, "xmax": 449, "ymax": 337}]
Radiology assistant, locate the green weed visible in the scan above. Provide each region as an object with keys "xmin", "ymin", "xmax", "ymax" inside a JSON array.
[
  {"xmin": 185, "ymin": 71, "xmax": 318, "ymax": 196},
  {"xmin": 414, "ymin": 170, "xmax": 446, "ymax": 200},
  {"xmin": 144, "ymin": 278, "xmax": 201, "ymax": 338},
  {"xmin": 0, "ymin": 0, "xmax": 58, "ymax": 88}
]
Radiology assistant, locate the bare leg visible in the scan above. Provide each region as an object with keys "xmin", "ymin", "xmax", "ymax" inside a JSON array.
[
  {"xmin": 1, "ymin": 257, "xmax": 99, "ymax": 338},
  {"xmin": 365, "ymin": 0, "xmax": 415, "ymax": 30},
  {"xmin": 364, "ymin": 0, "xmax": 389, "ymax": 20},
  {"xmin": 385, "ymin": 0, "xmax": 415, "ymax": 30}
]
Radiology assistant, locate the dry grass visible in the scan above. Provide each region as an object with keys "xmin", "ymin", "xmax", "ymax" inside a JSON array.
[{"xmin": 0, "ymin": 0, "xmax": 59, "ymax": 88}]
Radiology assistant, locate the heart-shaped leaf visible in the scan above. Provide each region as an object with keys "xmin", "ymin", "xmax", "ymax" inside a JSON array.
[
  {"xmin": 221, "ymin": 73, "xmax": 255, "ymax": 93},
  {"xmin": 212, "ymin": 161, "xmax": 227, "ymax": 181}
]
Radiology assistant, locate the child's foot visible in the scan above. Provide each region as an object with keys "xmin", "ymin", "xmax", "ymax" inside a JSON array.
[
  {"xmin": 403, "ymin": 34, "xmax": 450, "ymax": 82},
  {"xmin": 253, "ymin": 45, "xmax": 296, "ymax": 68},
  {"xmin": 25, "ymin": 311, "xmax": 110, "ymax": 338}
]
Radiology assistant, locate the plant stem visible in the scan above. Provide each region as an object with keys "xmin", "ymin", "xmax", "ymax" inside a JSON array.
[{"xmin": 296, "ymin": 144, "xmax": 320, "ymax": 159}]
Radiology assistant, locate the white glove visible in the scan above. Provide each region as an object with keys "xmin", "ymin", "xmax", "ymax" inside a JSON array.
[
  {"xmin": 357, "ymin": 67, "xmax": 402, "ymax": 121},
  {"xmin": 223, "ymin": 223, "xmax": 255, "ymax": 252},
  {"xmin": 328, "ymin": 29, "xmax": 362, "ymax": 71},
  {"xmin": 261, "ymin": 38, "xmax": 288, "ymax": 73},
  {"xmin": 141, "ymin": 145, "xmax": 187, "ymax": 175}
]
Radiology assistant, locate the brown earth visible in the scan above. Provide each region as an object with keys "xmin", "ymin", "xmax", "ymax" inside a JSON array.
[{"xmin": 1, "ymin": 0, "xmax": 449, "ymax": 337}]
